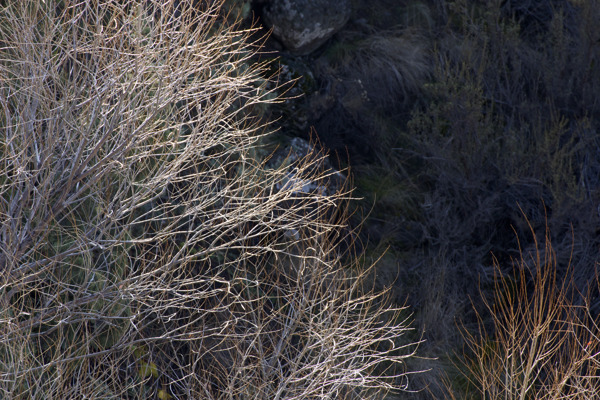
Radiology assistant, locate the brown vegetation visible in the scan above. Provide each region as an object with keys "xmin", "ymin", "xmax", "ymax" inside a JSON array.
[
  {"xmin": 0, "ymin": 1, "xmax": 421, "ymax": 399},
  {"xmin": 452, "ymin": 219, "xmax": 600, "ymax": 399}
]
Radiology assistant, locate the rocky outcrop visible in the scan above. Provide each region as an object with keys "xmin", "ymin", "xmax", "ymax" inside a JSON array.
[
  {"xmin": 260, "ymin": 0, "xmax": 351, "ymax": 55},
  {"xmin": 267, "ymin": 137, "xmax": 345, "ymax": 197}
]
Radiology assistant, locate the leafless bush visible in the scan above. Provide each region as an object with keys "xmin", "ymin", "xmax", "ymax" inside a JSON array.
[
  {"xmin": 452, "ymin": 220, "xmax": 600, "ymax": 400},
  {"xmin": 0, "ymin": 0, "xmax": 422, "ymax": 398}
]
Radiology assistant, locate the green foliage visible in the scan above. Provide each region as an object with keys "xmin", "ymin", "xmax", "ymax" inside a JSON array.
[
  {"xmin": 343, "ymin": 1, "xmax": 600, "ymax": 396},
  {"xmin": 384, "ymin": 0, "xmax": 600, "ymax": 271}
]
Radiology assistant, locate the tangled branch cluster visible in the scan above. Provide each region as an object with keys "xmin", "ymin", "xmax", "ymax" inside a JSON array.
[
  {"xmin": 457, "ymin": 220, "xmax": 600, "ymax": 400},
  {"xmin": 0, "ymin": 1, "xmax": 420, "ymax": 399}
]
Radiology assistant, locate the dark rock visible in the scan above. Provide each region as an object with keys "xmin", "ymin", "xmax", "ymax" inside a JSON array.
[
  {"xmin": 267, "ymin": 137, "xmax": 346, "ymax": 197},
  {"xmin": 260, "ymin": 0, "xmax": 351, "ymax": 55}
]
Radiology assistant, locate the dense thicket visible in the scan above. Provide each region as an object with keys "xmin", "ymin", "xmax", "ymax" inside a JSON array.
[
  {"xmin": 0, "ymin": 1, "xmax": 420, "ymax": 399},
  {"xmin": 269, "ymin": 0, "xmax": 600, "ymax": 398}
]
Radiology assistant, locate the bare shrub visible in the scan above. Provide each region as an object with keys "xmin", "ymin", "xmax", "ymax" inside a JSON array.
[
  {"xmin": 0, "ymin": 0, "xmax": 421, "ymax": 398},
  {"xmin": 451, "ymin": 219, "xmax": 600, "ymax": 399}
]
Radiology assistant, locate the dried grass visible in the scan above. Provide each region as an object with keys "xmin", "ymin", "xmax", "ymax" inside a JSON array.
[{"xmin": 452, "ymin": 218, "xmax": 600, "ymax": 400}]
